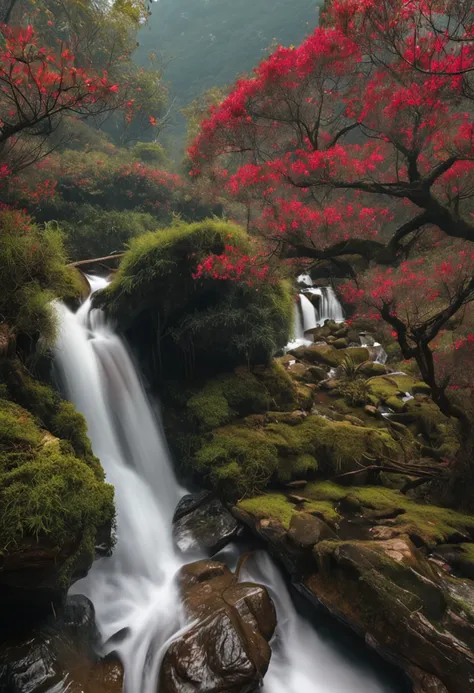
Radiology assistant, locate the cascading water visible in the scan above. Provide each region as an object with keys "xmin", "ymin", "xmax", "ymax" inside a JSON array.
[
  {"xmin": 242, "ymin": 552, "xmax": 403, "ymax": 693},
  {"xmin": 53, "ymin": 276, "xmax": 404, "ymax": 693},
  {"xmin": 300, "ymin": 293, "xmax": 318, "ymax": 332},
  {"xmin": 54, "ymin": 275, "xmax": 184, "ymax": 693},
  {"xmin": 359, "ymin": 333, "xmax": 388, "ymax": 365},
  {"xmin": 287, "ymin": 284, "xmax": 345, "ymax": 349},
  {"xmin": 317, "ymin": 286, "xmax": 345, "ymax": 324}
]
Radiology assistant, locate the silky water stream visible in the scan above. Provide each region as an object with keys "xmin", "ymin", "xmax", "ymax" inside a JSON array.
[{"xmin": 53, "ymin": 277, "xmax": 407, "ymax": 693}]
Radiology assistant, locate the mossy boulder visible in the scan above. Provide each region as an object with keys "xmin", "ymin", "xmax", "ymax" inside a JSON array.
[
  {"xmin": 0, "ymin": 377, "xmax": 114, "ymax": 621},
  {"xmin": 358, "ymin": 361, "xmax": 388, "ymax": 377},
  {"xmin": 96, "ymin": 219, "xmax": 293, "ymax": 381},
  {"xmin": 289, "ymin": 344, "xmax": 369, "ymax": 368},
  {"xmin": 195, "ymin": 412, "xmax": 403, "ymax": 498},
  {"xmin": 234, "ymin": 483, "xmax": 474, "ymax": 693}
]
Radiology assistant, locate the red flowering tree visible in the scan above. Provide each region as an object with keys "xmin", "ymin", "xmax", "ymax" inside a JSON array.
[
  {"xmin": 189, "ymin": 0, "xmax": 474, "ymax": 421},
  {"xmin": 0, "ymin": 22, "xmax": 124, "ymax": 176},
  {"xmin": 342, "ymin": 245, "xmax": 474, "ymax": 419}
]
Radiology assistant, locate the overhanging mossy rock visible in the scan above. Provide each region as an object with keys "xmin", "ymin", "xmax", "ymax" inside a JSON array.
[
  {"xmin": 96, "ymin": 219, "xmax": 293, "ymax": 380},
  {"xmin": 0, "ymin": 380, "xmax": 114, "ymax": 621}
]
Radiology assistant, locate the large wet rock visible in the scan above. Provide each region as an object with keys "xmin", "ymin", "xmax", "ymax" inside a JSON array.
[
  {"xmin": 234, "ymin": 484, "xmax": 474, "ymax": 693},
  {"xmin": 159, "ymin": 560, "xmax": 276, "ymax": 693},
  {"xmin": 0, "ymin": 595, "xmax": 112, "ymax": 693},
  {"xmin": 173, "ymin": 494, "xmax": 242, "ymax": 555}
]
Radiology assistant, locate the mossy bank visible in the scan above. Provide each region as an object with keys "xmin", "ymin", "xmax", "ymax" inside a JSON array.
[{"xmin": 0, "ymin": 362, "xmax": 114, "ymax": 622}]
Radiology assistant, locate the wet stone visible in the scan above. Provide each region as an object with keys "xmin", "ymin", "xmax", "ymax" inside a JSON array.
[
  {"xmin": 160, "ymin": 560, "xmax": 276, "ymax": 693},
  {"xmin": 173, "ymin": 497, "xmax": 241, "ymax": 555},
  {"xmin": 287, "ymin": 512, "xmax": 337, "ymax": 549}
]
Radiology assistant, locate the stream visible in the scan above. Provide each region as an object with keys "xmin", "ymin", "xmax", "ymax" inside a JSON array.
[{"xmin": 53, "ymin": 277, "xmax": 408, "ymax": 693}]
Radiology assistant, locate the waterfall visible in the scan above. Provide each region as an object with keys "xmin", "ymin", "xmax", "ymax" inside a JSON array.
[
  {"xmin": 359, "ymin": 334, "xmax": 388, "ymax": 364},
  {"xmin": 297, "ymin": 273, "xmax": 313, "ymax": 287},
  {"xmin": 317, "ymin": 287, "xmax": 345, "ymax": 324},
  {"xmin": 287, "ymin": 285, "xmax": 345, "ymax": 350},
  {"xmin": 53, "ymin": 277, "xmax": 402, "ymax": 693},
  {"xmin": 300, "ymin": 293, "xmax": 318, "ymax": 331},
  {"xmin": 54, "ymin": 277, "xmax": 183, "ymax": 693},
  {"xmin": 300, "ymin": 287, "xmax": 344, "ymax": 333}
]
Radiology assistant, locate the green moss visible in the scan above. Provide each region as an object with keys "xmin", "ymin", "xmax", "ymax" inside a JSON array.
[
  {"xmin": 304, "ymin": 500, "xmax": 341, "ymax": 525},
  {"xmin": 368, "ymin": 374, "xmax": 417, "ymax": 402},
  {"xmin": 334, "ymin": 379, "xmax": 371, "ymax": 407},
  {"xmin": 187, "ymin": 382, "xmax": 231, "ymax": 429},
  {"xmin": 290, "ymin": 345, "xmax": 369, "ymax": 368},
  {"xmin": 404, "ymin": 398, "xmax": 447, "ymax": 433},
  {"xmin": 195, "ymin": 425, "xmax": 279, "ymax": 497},
  {"xmin": 2, "ymin": 362, "xmax": 99, "ymax": 472},
  {"xmin": 97, "ymin": 219, "xmax": 294, "ymax": 378},
  {"xmin": 412, "ymin": 382, "xmax": 432, "ymax": 395},
  {"xmin": 277, "ymin": 453, "xmax": 318, "ymax": 483},
  {"xmin": 342, "ymin": 485, "xmax": 474, "ymax": 546},
  {"xmin": 0, "ymin": 210, "xmax": 83, "ymax": 346},
  {"xmin": 186, "ymin": 364, "xmax": 297, "ymax": 432},
  {"xmin": 385, "ymin": 396, "xmax": 407, "ymax": 413},
  {"xmin": 238, "ymin": 491, "xmax": 340, "ymax": 528},
  {"xmin": 296, "ymin": 416, "xmax": 400, "ymax": 475},
  {"xmin": 0, "ymin": 395, "xmax": 114, "ymax": 582},
  {"xmin": 238, "ymin": 493, "xmax": 295, "ymax": 529},
  {"xmin": 0, "ymin": 398, "xmax": 43, "ymax": 451},
  {"xmin": 305, "ymin": 480, "xmax": 348, "ymax": 502},
  {"xmin": 256, "ymin": 361, "xmax": 297, "ymax": 410},
  {"xmin": 193, "ymin": 409, "xmax": 404, "ymax": 497}
]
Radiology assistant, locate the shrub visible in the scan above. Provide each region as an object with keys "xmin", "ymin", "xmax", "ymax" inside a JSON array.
[
  {"xmin": 59, "ymin": 205, "xmax": 158, "ymax": 261},
  {"xmin": 0, "ymin": 208, "xmax": 82, "ymax": 346}
]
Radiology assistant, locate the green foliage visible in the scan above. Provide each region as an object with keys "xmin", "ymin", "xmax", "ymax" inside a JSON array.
[
  {"xmin": 98, "ymin": 219, "xmax": 293, "ymax": 377},
  {"xmin": 59, "ymin": 205, "xmax": 158, "ymax": 261},
  {"xmin": 335, "ymin": 378, "xmax": 371, "ymax": 407},
  {"xmin": 131, "ymin": 141, "xmax": 169, "ymax": 167},
  {"xmin": 239, "ymin": 493, "xmax": 296, "ymax": 528},
  {"xmin": 193, "ymin": 411, "xmax": 403, "ymax": 497},
  {"xmin": 0, "ymin": 209, "xmax": 82, "ymax": 345},
  {"xmin": 1, "ymin": 360, "xmax": 102, "ymax": 474}
]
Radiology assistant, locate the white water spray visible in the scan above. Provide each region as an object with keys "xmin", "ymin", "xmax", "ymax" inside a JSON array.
[
  {"xmin": 53, "ymin": 276, "xmax": 403, "ymax": 693},
  {"xmin": 242, "ymin": 552, "xmax": 402, "ymax": 693},
  {"xmin": 54, "ymin": 276, "xmax": 183, "ymax": 693}
]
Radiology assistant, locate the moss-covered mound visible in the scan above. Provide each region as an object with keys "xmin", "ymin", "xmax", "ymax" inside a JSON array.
[
  {"xmin": 96, "ymin": 219, "xmax": 293, "ymax": 380},
  {"xmin": 0, "ymin": 366, "xmax": 114, "ymax": 616}
]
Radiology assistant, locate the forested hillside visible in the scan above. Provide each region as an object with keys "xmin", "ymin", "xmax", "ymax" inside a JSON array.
[{"xmin": 137, "ymin": 0, "xmax": 320, "ymax": 135}]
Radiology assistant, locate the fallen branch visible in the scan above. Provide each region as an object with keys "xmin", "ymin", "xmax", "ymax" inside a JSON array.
[{"xmin": 67, "ymin": 253, "xmax": 125, "ymax": 267}]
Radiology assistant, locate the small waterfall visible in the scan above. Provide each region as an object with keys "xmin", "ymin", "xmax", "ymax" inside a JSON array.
[
  {"xmin": 300, "ymin": 293, "xmax": 318, "ymax": 332},
  {"xmin": 297, "ymin": 273, "xmax": 313, "ymax": 287},
  {"xmin": 287, "ymin": 285, "xmax": 345, "ymax": 350},
  {"xmin": 359, "ymin": 334, "xmax": 388, "ymax": 364},
  {"xmin": 53, "ymin": 277, "xmax": 403, "ymax": 693},
  {"xmin": 317, "ymin": 287, "xmax": 344, "ymax": 324}
]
